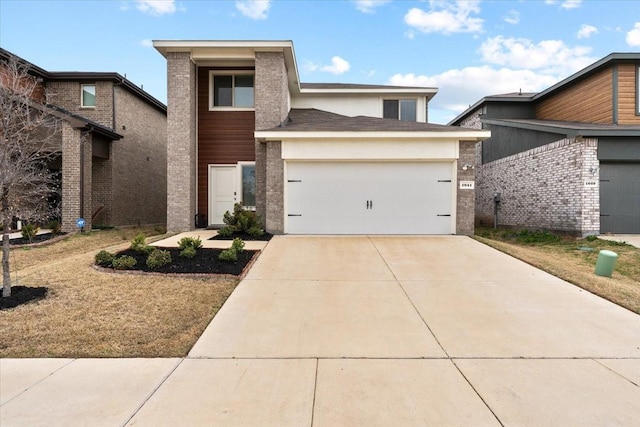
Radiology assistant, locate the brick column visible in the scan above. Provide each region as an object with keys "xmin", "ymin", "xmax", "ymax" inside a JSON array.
[
  {"xmin": 255, "ymin": 52, "xmax": 289, "ymax": 234},
  {"xmin": 61, "ymin": 123, "xmax": 92, "ymax": 232},
  {"xmin": 456, "ymin": 140, "xmax": 477, "ymax": 235},
  {"xmin": 166, "ymin": 52, "xmax": 197, "ymax": 232}
]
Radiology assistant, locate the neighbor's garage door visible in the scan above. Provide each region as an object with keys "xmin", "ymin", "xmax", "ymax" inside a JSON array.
[
  {"xmin": 286, "ymin": 161, "xmax": 454, "ymax": 234},
  {"xmin": 600, "ymin": 162, "xmax": 640, "ymax": 233}
]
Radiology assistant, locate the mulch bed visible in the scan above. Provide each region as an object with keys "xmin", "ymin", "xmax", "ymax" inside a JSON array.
[
  {"xmin": 209, "ymin": 232, "xmax": 273, "ymax": 241},
  {"xmin": 0, "ymin": 286, "xmax": 48, "ymax": 310},
  {"xmin": 114, "ymin": 247, "xmax": 257, "ymax": 276},
  {"xmin": 1, "ymin": 232, "xmax": 66, "ymax": 246}
]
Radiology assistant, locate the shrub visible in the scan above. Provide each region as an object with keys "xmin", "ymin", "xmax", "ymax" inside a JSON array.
[
  {"xmin": 515, "ymin": 229, "xmax": 561, "ymax": 244},
  {"xmin": 231, "ymin": 237, "xmax": 245, "ymax": 253},
  {"xmin": 180, "ymin": 246, "xmax": 197, "ymax": 259},
  {"xmin": 47, "ymin": 219, "xmax": 62, "ymax": 235},
  {"xmin": 130, "ymin": 233, "xmax": 147, "ymax": 252},
  {"xmin": 178, "ymin": 236, "xmax": 202, "ymax": 251},
  {"xmin": 95, "ymin": 250, "xmax": 115, "ymax": 267},
  {"xmin": 146, "ymin": 249, "xmax": 172, "ymax": 270},
  {"xmin": 222, "ymin": 203, "xmax": 265, "ymax": 235},
  {"xmin": 585, "ymin": 235, "xmax": 598, "ymax": 242},
  {"xmin": 112, "ymin": 255, "xmax": 136, "ymax": 270},
  {"xmin": 217, "ymin": 226, "xmax": 235, "ymax": 238},
  {"xmin": 247, "ymin": 225, "xmax": 264, "ymax": 238},
  {"xmin": 21, "ymin": 223, "xmax": 39, "ymax": 243},
  {"xmin": 218, "ymin": 248, "xmax": 238, "ymax": 262}
]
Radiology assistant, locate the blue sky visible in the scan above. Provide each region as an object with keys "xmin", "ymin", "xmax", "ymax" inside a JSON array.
[{"xmin": 1, "ymin": 0, "xmax": 639, "ymax": 124}]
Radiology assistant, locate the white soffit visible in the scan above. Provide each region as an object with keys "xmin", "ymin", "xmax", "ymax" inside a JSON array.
[{"xmin": 281, "ymin": 139, "xmax": 460, "ymax": 160}]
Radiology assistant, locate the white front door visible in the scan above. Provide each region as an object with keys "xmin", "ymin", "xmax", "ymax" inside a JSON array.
[
  {"xmin": 208, "ymin": 165, "xmax": 237, "ymax": 225},
  {"xmin": 286, "ymin": 161, "xmax": 455, "ymax": 234}
]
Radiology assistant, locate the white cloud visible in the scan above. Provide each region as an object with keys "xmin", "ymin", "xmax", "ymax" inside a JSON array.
[
  {"xmin": 577, "ymin": 24, "xmax": 598, "ymax": 39},
  {"xmin": 626, "ymin": 22, "xmax": 640, "ymax": 47},
  {"xmin": 479, "ymin": 36, "xmax": 594, "ymax": 76},
  {"xmin": 545, "ymin": 0, "xmax": 582, "ymax": 9},
  {"xmin": 354, "ymin": 0, "xmax": 390, "ymax": 14},
  {"xmin": 236, "ymin": 0, "xmax": 270, "ymax": 20},
  {"xmin": 135, "ymin": 0, "xmax": 176, "ymax": 16},
  {"xmin": 504, "ymin": 10, "xmax": 519, "ymax": 25},
  {"xmin": 141, "ymin": 39, "xmax": 154, "ymax": 48},
  {"xmin": 305, "ymin": 56, "xmax": 351, "ymax": 75},
  {"xmin": 404, "ymin": 1, "xmax": 483, "ymax": 35}
]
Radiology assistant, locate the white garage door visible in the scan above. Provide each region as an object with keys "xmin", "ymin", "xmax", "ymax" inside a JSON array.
[{"xmin": 286, "ymin": 161, "xmax": 454, "ymax": 234}]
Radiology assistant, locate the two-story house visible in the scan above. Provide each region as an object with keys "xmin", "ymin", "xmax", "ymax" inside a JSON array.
[
  {"xmin": 1, "ymin": 48, "xmax": 167, "ymax": 232},
  {"xmin": 450, "ymin": 53, "xmax": 640, "ymax": 236},
  {"xmin": 154, "ymin": 40, "xmax": 489, "ymax": 235}
]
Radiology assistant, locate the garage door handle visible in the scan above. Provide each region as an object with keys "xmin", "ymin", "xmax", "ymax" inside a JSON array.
[{"xmin": 437, "ymin": 214, "xmax": 451, "ymax": 217}]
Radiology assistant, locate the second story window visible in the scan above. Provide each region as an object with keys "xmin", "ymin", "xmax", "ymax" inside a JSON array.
[
  {"xmin": 81, "ymin": 84, "xmax": 96, "ymax": 108},
  {"xmin": 383, "ymin": 99, "xmax": 417, "ymax": 121},
  {"xmin": 211, "ymin": 73, "xmax": 254, "ymax": 109}
]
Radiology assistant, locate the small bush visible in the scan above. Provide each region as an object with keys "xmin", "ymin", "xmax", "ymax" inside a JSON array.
[
  {"xmin": 515, "ymin": 229, "xmax": 561, "ymax": 244},
  {"xmin": 130, "ymin": 233, "xmax": 147, "ymax": 252},
  {"xmin": 146, "ymin": 249, "xmax": 172, "ymax": 270},
  {"xmin": 217, "ymin": 226, "xmax": 235, "ymax": 238},
  {"xmin": 112, "ymin": 255, "xmax": 137, "ymax": 270},
  {"xmin": 178, "ymin": 236, "xmax": 202, "ymax": 251},
  {"xmin": 47, "ymin": 219, "xmax": 62, "ymax": 235},
  {"xmin": 21, "ymin": 223, "xmax": 39, "ymax": 243},
  {"xmin": 231, "ymin": 237, "xmax": 245, "ymax": 253},
  {"xmin": 180, "ymin": 246, "xmax": 197, "ymax": 259},
  {"xmin": 95, "ymin": 250, "xmax": 115, "ymax": 267},
  {"xmin": 222, "ymin": 203, "xmax": 265, "ymax": 235},
  {"xmin": 218, "ymin": 248, "xmax": 238, "ymax": 262},
  {"xmin": 247, "ymin": 225, "xmax": 264, "ymax": 238},
  {"xmin": 585, "ymin": 235, "xmax": 598, "ymax": 242}
]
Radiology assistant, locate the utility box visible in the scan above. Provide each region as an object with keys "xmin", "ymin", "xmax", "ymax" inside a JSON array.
[{"xmin": 594, "ymin": 250, "xmax": 618, "ymax": 278}]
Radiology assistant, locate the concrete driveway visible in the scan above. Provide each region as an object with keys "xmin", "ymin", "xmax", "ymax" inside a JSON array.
[{"xmin": 2, "ymin": 236, "xmax": 640, "ymax": 426}]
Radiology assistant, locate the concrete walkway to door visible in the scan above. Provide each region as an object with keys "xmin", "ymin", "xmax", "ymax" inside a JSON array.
[{"xmin": 2, "ymin": 236, "xmax": 640, "ymax": 426}]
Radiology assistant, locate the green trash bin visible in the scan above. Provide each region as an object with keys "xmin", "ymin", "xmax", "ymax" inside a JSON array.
[{"xmin": 594, "ymin": 250, "xmax": 618, "ymax": 277}]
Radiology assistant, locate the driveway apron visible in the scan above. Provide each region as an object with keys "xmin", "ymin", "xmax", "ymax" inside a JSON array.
[{"xmin": 2, "ymin": 236, "xmax": 639, "ymax": 426}]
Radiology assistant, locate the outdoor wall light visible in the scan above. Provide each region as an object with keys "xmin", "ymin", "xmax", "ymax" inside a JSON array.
[{"xmin": 462, "ymin": 163, "xmax": 474, "ymax": 171}]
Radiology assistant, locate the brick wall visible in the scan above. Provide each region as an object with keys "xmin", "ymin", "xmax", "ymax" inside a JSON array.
[
  {"xmin": 112, "ymin": 86, "xmax": 167, "ymax": 227},
  {"xmin": 92, "ymin": 152, "xmax": 112, "ymax": 226},
  {"xmin": 475, "ymin": 137, "xmax": 600, "ymax": 235},
  {"xmin": 61, "ymin": 122, "xmax": 92, "ymax": 232},
  {"xmin": 166, "ymin": 52, "xmax": 196, "ymax": 232},
  {"xmin": 46, "ymin": 81, "xmax": 113, "ymax": 128},
  {"xmin": 459, "ymin": 109, "xmax": 483, "ymax": 129},
  {"xmin": 456, "ymin": 141, "xmax": 476, "ymax": 235},
  {"xmin": 254, "ymin": 52, "xmax": 289, "ymax": 234}
]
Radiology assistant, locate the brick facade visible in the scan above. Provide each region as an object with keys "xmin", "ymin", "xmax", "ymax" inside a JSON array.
[
  {"xmin": 254, "ymin": 52, "xmax": 289, "ymax": 234},
  {"xmin": 61, "ymin": 123, "xmax": 92, "ymax": 232},
  {"xmin": 47, "ymin": 81, "xmax": 114, "ymax": 128},
  {"xmin": 166, "ymin": 52, "xmax": 196, "ymax": 232},
  {"xmin": 456, "ymin": 141, "xmax": 476, "ymax": 235},
  {"xmin": 475, "ymin": 137, "xmax": 600, "ymax": 236}
]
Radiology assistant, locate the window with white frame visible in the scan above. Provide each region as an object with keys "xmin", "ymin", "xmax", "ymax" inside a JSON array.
[
  {"xmin": 240, "ymin": 163, "xmax": 256, "ymax": 209},
  {"xmin": 81, "ymin": 84, "xmax": 96, "ymax": 108},
  {"xmin": 210, "ymin": 72, "xmax": 255, "ymax": 109},
  {"xmin": 383, "ymin": 99, "xmax": 417, "ymax": 121}
]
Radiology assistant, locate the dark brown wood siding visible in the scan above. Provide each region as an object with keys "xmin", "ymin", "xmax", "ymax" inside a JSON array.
[
  {"xmin": 197, "ymin": 67, "xmax": 255, "ymax": 218},
  {"xmin": 535, "ymin": 66, "xmax": 613, "ymax": 124},
  {"xmin": 617, "ymin": 63, "xmax": 640, "ymax": 124}
]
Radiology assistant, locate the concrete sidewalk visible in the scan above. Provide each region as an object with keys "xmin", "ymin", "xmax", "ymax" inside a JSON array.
[{"xmin": 2, "ymin": 236, "xmax": 639, "ymax": 426}]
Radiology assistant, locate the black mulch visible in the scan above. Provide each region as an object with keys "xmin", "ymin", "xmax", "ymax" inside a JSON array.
[
  {"xmin": 0, "ymin": 286, "xmax": 48, "ymax": 310},
  {"xmin": 1, "ymin": 233, "xmax": 66, "ymax": 246},
  {"xmin": 114, "ymin": 247, "xmax": 257, "ymax": 275},
  {"xmin": 208, "ymin": 232, "xmax": 273, "ymax": 241}
]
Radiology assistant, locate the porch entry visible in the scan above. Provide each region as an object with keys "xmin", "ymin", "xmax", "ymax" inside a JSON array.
[{"xmin": 207, "ymin": 163, "xmax": 257, "ymax": 226}]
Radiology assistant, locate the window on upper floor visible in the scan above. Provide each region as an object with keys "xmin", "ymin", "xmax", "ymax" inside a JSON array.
[
  {"xmin": 383, "ymin": 99, "xmax": 417, "ymax": 121},
  {"xmin": 210, "ymin": 72, "xmax": 254, "ymax": 109},
  {"xmin": 81, "ymin": 84, "xmax": 96, "ymax": 108}
]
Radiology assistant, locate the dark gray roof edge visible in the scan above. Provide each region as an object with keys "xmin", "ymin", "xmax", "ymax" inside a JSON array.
[
  {"xmin": 447, "ymin": 93, "xmax": 536, "ymax": 126},
  {"xmin": 38, "ymin": 103, "xmax": 123, "ymax": 140},
  {"xmin": 532, "ymin": 52, "xmax": 640, "ymax": 102},
  {"xmin": 481, "ymin": 118, "xmax": 640, "ymax": 137},
  {"xmin": 0, "ymin": 47, "xmax": 166, "ymax": 114}
]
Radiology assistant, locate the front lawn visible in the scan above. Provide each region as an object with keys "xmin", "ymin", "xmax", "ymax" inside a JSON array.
[
  {"xmin": 0, "ymin": 228, "xmax": 240, "ymax": 358},
  {"xmin": 475, "ymin": 228, "xmax": 640, "ymax": 315}
]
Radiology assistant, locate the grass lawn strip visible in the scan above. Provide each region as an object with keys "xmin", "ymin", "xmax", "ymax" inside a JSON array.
[
  {"xmin": 474, "ymin": 230, "xmax": 640, "ymax": 315},
  {"xmin": 0, "ymin": 229, "xmax": 239, "ymax": 358}
]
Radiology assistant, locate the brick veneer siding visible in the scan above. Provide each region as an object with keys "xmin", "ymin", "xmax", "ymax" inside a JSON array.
[
  {"xmin": 61, "ymin": 122, "xmax": 92, "ymax": 232},
  {"xmin": 166, "ymin": 52, "xmax": 196, "ymax": 232},
  {"xmin": 456, "ymin": 140, "xmax": 476, "ymax": 235},
  {"xmin": 475, "ymin": 137, "xmax": 600, "ymax": 236},
  {"xmin": 459, "ymin": 109, "xmax": 483, "ymax": 129},
  {"xmin": 254, "ymin": 52, "xmax": 289, "ymax": 234},
  {"xmin": 112, "ymin": 86, "xmax": 167, "ymax": 227},
  {"xmin": 46, "ymin": 81, "xmax": 113, "ymax": 128},
  {"xmin": 91, "ymin": 144, "xmax": 113, "ymax": 226}
]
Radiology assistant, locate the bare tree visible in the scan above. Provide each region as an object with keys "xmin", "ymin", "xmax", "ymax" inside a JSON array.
[{"xmin": 1, "ymin": 54, "xmax": 60, "ymax": 298}]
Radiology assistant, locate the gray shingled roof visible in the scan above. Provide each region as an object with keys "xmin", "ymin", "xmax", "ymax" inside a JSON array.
[
  {"xmin": 482, "ymin": 118, "xmax": 640, "ymax": 137},
  {"xmin": 271, "ymin": 109, "xmax": 478, "ymax": 132}
]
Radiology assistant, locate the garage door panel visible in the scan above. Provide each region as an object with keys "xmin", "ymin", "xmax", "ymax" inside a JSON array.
[
  {"xmin": 286, "ymin": 162, "xmax": 454, "ymax": 235},
  {"xmin": 600, "ymin": 163, "xmax": 640, "ymax": 233}
]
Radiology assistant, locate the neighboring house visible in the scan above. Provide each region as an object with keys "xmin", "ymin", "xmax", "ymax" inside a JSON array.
[
  {"xmin": 154, "ymin": 40, "xmax": 489, "ymax": 235},
  {"xmin": 0, "ymin": 48, "xmax": 167, "ymax": 232},
  {"xmin": 450, "ymin": 53, "xmax": 640, "ymax": 236}
]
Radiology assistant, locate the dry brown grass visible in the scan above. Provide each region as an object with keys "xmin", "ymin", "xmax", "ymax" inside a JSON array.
[
  {"xmin": 0, "ymin": 229, "xmax": 239, "ymax": 358},
  {"xmin": 474, "ymin": 229, "xmax": 640, "ymax": 315}
]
